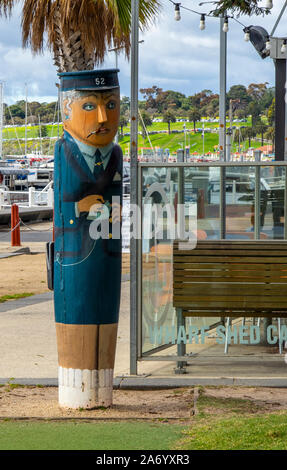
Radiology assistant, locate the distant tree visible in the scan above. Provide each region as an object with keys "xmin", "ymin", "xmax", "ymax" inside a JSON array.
[
  {"xmin": 9, "ymin": 103, "xmax": 25, "ymax": 119},
  {"xmin": 265, "ymin": 126, "xmax": 275, "ymax": 150},
  {"xmin": 247, "ymin": 83, "xmax": 269, "ymax": 102},
  {"xmin": 255, "ymin": 122, "xmax": 268, "ymax": 146},
  {"xmin": 227, "ymin": 84, "xmax": 250, "ymax": 102},
  {"xmin": 227, "ymin": 85, "xmax": 251, "ymax": 115},
  {"xmin": 27, "ymin": 115, "xmax": 37, "ymax": 125},
  {"xmin": 119, "ymin": 115, "xmax": 128, "ymax": 136},
  {"xmin": 243, "ymin": 127, "xmax": 256, "ymax": 148},
  {"xmin": 260, "ymin": 87, "xmax": 275, "ymax": 113},
  {"xmin": 140, "ymin": 86, "xmax": 163, "ymax": 113},
  {"xmin": 235, "ymin": 108, "xmax": 247, "ymax": 120},
  {"xmin": 120, "ymin": 96, "xmax": 130, "ymax": 117},
  {"xmin": 247, "ymin": 101, "xmax": 261, "ymax": 127},
  {"xmin": 139, "ymin": 110, "xmax": 152, "ymax": 142},
  {"xmin": 37, "ymin": 124, "xmax": 48, "ymax": 138},
  {"xmin": 188, "ymin": 108, "xmax": 201, "ymax": 132},
  {"xmin": 162, "ymin": 109, "xmax": 176, "ymax": 134},
  {"xmin": 162, "ymin": 90, "xmax": 186, "ymax": 111},
  {"xmin": 41, "ymin": 125, "xmax": 48, "ymax": 138},
  {"xmin": 267, "ymin": 98, "xmax": 275, "ymax": 126}
]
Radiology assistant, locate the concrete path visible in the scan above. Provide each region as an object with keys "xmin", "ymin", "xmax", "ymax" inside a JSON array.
[{"xmin": 0, "ymin": 282, "xmax": 132, "ymax": 381}]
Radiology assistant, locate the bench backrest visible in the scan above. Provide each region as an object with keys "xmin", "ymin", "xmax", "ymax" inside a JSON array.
[{"xmin": 173, "ymin": 240, "xmax": 287, "ymax": 316}]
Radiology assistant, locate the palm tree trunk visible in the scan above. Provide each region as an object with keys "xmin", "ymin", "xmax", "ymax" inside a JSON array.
[{"xmin": 52, "ymin": 7, "xmax": 94, "ymax": 72}]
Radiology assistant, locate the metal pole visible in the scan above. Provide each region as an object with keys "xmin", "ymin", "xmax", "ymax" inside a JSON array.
[
  {"xmin": 275, "ymin": 59, "xmax": 286, "ymax": 161},
  {"xmin": 130, "ymin": 0, "xmax": 139, "ymax": 375},
  {"xmin": 226, "ymin": 129, "xmax": 232, "ymax": 162},
  {"xmin": 254, "ymin": 165, "xmax": 260, "ymax": 240},
  {"xmin": 220, "ymin": 166, "xmax": 226, "ymax": 239},
  {"xmin": 0, "ymin": 82, "xmax": 3, "ymax": 159},
  {"xmin": 25, "ymin": 83, "xmax": 28, "ymax": 156},
  {"xmin": 38, "ymin": 115, "xmax": 43, "ymax": 155},
  {"xmin": 219, "ymin": 14, "xmax": 227, "ymax": 238},
  {"xmin": 202, "ymin": 123, "xmax": 205, "ymax": 156},
  {"xmin": 271, "ymin": 0, "xmax": 287, "ymax": 36},
  {"xmin": 219, "ymin": 14, "xmax": 227, "ymax": 162},
  {"xmin": 57, "ymin": 85, "xmax": 60, "ymax": 139}
]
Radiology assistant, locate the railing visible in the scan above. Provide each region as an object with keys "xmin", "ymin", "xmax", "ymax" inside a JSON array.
[{"xmin": 0, "ymin": 184, "xmax": 54, "ymax": 209}]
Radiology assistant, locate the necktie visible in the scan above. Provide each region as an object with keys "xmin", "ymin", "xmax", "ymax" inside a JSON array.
[{"xmin": 93, "ymin": 148, "xmax": 104, "ymax": 178}]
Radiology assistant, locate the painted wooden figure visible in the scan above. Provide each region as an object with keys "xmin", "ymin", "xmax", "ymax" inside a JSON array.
[{"xmin": 53, "ymin": 69, "xmax": 122, "ymax": 409}]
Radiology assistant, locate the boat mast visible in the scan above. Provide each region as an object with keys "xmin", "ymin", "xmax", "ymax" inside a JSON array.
[
  {"xmin": 25, "ymin": 83, "xmax": 27, "ymax": 156},
  {"xmin": 0, "ymin": 82, "xmax": 3, "ymax": 160},
  {"xmin": 38, "ymin": 114, "xmax": 43, "ymax": 154}
]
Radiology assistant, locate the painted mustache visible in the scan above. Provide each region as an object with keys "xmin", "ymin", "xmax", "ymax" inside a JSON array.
[{"xmin": 87, "ymin": 127, "xmax": 109, "ymax": 138}]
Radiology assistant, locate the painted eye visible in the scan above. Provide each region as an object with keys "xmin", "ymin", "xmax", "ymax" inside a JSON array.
[
  {"xmin": 106, "ymin": 100, "xmax": 116, "ymax": 110},
  {"xmin": 82, "ymin": 103, "xmax": 96, "ymax": 111}
]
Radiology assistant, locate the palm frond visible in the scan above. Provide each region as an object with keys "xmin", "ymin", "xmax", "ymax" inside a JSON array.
[
  {"xmin": 0, "ymin": 0, "xmax": 16, "ymax": 16},
  {"xmin": 210, "ymin": 0, "xmax": 270, "ymax": 17},
  {"xmin": 1, "ymin": 0, "xmax": 161, "ymax": 72}
]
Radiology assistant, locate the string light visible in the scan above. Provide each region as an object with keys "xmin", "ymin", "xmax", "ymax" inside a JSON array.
[
  {"xmin": 166, "ymin": 0, "xmax": 254, "ymax": 41},
  {"xmin": 199, "ymin": 14, "xmax": 206, "ymax": 30},
  {"xmin": 174, "ymin": 3, "xmax": 181, "ymax": 21},
  {"xmin": 266, "ymin": 35, "xmax": 271, "ymax": 50},
  {"xmin": 223, "ymin": 17, "xmax": 229, "ymax": 33},
  {"xmin": 281, "ymin": 39, "xmax": 287, "ymax": 53},
  {"xmin": 265, "ymin": 0, "xmax": 273, "ymax": 9}
]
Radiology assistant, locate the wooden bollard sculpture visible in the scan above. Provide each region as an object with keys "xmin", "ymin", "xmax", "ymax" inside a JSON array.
[{"xmin": 53, "ymin": 69, "xmax": 122, "ymax": 409}]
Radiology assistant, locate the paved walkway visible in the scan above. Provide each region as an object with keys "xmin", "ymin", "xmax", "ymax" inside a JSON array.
[{"xmin": 0, "ymin": 281, "xmax": 133, "ymax": 381}]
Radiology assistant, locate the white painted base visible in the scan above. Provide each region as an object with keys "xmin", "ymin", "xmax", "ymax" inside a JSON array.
[{"xmin": 58, "ymin": 366, "xmax": 114, "ymax": 409}]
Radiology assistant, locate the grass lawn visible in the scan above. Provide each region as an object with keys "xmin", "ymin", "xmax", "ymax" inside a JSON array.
[
  {"xmin": 2, "ymin": 116, "xmax": 261, "ymax": 157},
  {"xmin": 175, "ymin": 413, "xmax": 287, "ymax": 450},
  {"xmin": 0, "ymin": 390, "xmax": 286, "ymax": 450},
  {"xmin": 0, "ymin": 292, "xmax": 34, "ymax": 303},
  {"xmin": 0, "ymin": 421, "xmax": 186, "ymax": 450},
  {"xmin": 118, "ymin": 132, "xmax": 262, "ymax": 155},
  {"xmin": 173, "ymin": 392, "xmax": 287, "ymax": 451}
]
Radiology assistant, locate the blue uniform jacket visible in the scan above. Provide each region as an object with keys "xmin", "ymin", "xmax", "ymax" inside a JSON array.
[{"xmin": 53, "ymin": 131, "xmax": 122, "ymax": 325}]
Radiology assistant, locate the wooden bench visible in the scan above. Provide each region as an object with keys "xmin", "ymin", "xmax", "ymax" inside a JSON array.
[{"xmin": 173, "ymin": 240, "xmax": 287, "ymax": 372}]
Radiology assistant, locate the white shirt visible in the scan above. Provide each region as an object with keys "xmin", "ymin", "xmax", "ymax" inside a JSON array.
[{"xmin": 74, "ymin": 138, "xmax": 114, "ymax": 172}]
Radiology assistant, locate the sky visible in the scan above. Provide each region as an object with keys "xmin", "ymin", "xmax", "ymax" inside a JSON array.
[{"xmin": 0, "ymin": 1, "xmax": 286, "ymax": 104}]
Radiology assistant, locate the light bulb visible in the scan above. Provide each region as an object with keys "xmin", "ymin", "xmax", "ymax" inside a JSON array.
[
  {"xmin": 265, "ymin": 0, "xmax": 273, "ymax": 9},
  {"xmin": 266, "ymin": 37, "xmax": 271, "ymax": 50},
  {"xmin": 223, "ymin": 17, "xmax": 229, "ymax": 33},
  {"xmin": 244, "ymin": 31, "xmax": 250, "ymax": 42},
  {"xmin": 200, "ymin": 14, "xmax": 205, "ymax": 31},
  {"xmin": 281, "ymin": 40, "xmax": 287, "ymax": 53},
  {"xmin": 174, "ymin": 3, "xmax": 181, "ymax": 21}
]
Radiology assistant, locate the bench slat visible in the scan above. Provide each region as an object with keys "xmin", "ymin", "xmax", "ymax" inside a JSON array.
[
  {"xmin": 174, "ymin": 256, "xmax": 287, "ymax": 263},
  {"xmin": 173, "ymin": 240, "xmax": 287, "ymax": 317},
  {"xmin": 174, "ymin": 272, "xmax": 287, "ymax": 280},
  {"xmin": 174, "ymin": 299, "xmax": 287, "ymax": 308},
  {"xmin": 174, "ymin": 250, "xmax": 287, "ymax": 257},
  {"xmin": 174, "ymin": 284, "xmax": 287, "ymax": 295}
]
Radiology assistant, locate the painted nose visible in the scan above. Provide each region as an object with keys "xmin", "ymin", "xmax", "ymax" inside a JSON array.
[{"xmin": 97, "ymin": 104, "xmax": 107, "ymax": 124}]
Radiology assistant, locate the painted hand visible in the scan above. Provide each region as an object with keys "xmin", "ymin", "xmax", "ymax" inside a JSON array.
[{"xmin": 78, "ymin": 195, "xmax": 105, "ymax": 213}]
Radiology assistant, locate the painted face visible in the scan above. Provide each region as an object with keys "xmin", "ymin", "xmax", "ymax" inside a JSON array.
[{"xmin": 63, "ymin": 90, "xmax": 120, "ymax": 147}]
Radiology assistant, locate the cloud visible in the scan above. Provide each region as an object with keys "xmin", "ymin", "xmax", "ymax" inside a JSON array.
[{"xmin": 0, "ymin": 2, "xmax": 284, "ymax": 102}]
